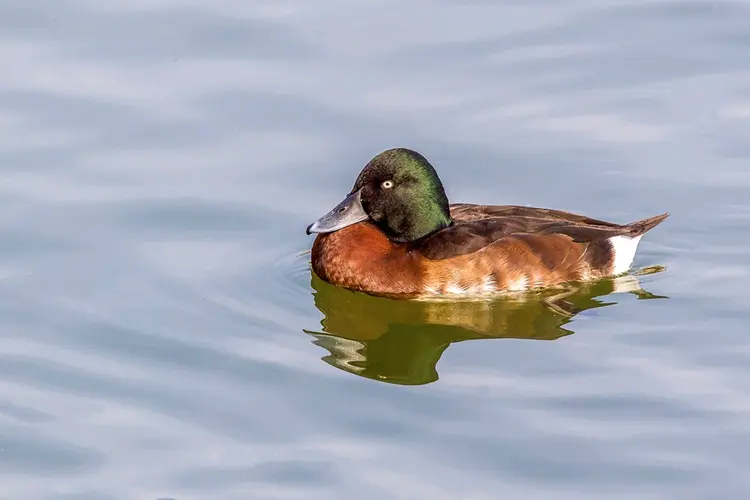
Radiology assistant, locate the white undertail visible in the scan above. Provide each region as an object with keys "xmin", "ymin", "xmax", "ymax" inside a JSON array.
[{"xmin": 609, "ymin": 234, "xmax": 643, "ymax": 275}]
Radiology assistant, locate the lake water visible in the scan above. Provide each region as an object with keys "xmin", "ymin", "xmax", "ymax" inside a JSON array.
[{"xmin": 1, "ymin": 1, "xmax": 749, "ymax": 499}]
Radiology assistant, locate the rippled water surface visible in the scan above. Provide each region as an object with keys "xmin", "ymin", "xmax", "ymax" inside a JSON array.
[{"xmin": 1, "ymin": 1, "xmax": 749, "ymax": 499}]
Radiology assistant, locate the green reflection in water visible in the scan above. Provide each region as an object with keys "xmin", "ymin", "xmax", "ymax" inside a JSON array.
[{"xmin": 305, "ymin": 268, "xmax": 667, "ymax": 386}]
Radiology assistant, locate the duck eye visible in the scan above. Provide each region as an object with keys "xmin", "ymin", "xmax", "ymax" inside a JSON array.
[{"xmin": 382, "ymin": 180, "xmax": 394, "ymax": 189}]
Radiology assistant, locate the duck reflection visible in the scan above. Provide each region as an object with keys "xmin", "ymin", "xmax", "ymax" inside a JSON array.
[{"xmin": 305, "ymin": 268, "xmax": 667, "ymax": 386}]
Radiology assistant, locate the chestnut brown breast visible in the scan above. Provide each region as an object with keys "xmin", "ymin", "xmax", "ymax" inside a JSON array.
[{"xmin": 310, "ymin": 222, "xmax": 423, "ymax": 295}]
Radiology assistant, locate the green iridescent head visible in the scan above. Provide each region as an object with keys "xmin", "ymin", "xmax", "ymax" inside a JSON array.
[{"xmin": 306, "ymin": 148, "xmax": 453, "ymax": 243}]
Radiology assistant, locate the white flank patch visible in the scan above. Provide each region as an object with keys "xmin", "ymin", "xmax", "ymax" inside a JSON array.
[
  {"xmin": 424, "ymin": 275, "xmax": 499, "ymax": 297},
  {"xmin": 444, "ymin": 283, "xmax": 467, "ymax": 295},
  {"xmin": 481, "ymin": 275, "xmax": 497, "ymax": 293},
  {"xmin": 609, "ymin": 234, "xmax": 643, "ymax": 275},
  {"xmin": 421, "ymin": 274, "xmax": 542, "ymax": 299},
  {"xmin": 507, "ymin": 276, "xmax": 529, "ymax": 292}
]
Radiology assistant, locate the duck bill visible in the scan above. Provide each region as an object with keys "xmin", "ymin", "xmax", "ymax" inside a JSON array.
[{"xmin": 306, "ymin": 189, "xmax": 368, "ymax": 235}]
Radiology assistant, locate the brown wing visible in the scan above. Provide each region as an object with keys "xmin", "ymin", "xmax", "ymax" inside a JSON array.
[
  {"xmin": 449, "ymin": 203, "xmax": 621, "ymax": 227},
  {"xmin": 416, "ymin": 204, "xmax": 668, "ymax": 260}
]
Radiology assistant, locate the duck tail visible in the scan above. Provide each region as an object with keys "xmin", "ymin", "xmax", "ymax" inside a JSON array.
[{"xmin": 624, "ymin": 212, "xmax": 670, "ymax": 237}]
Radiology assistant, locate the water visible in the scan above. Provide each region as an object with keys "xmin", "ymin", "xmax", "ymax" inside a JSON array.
[{"xmin": 1, "ymin": 1, "xmax": 749, "ymax": 499}]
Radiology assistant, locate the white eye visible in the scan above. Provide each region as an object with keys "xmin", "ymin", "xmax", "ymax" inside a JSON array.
[{"xmin": 382, "ymin": 180, "xmax": 394, "ymax": 189}]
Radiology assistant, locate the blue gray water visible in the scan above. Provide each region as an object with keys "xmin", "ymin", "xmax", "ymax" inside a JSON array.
[{"xmin": 1, "ymin": 1, "xmax": 749, "ymax": 499}]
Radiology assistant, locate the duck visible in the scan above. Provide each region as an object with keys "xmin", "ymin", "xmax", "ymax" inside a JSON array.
[{"xmin": 305, "ymin": 148, "xmax": 668, "ymax": 298}]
